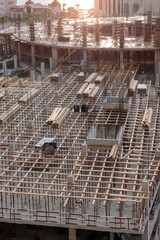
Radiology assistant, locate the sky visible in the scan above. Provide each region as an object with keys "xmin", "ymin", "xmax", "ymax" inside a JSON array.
[{"xmin": 17, "ymin": 0, "xmax": 94, "ymax": 9}]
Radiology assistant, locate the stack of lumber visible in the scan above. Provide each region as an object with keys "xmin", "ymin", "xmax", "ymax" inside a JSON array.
[
  {"xmin": 142, "ymin": 107, "xmax": 153, "ymax": 129},
  {"xmin": 3, "ymin": 76, "xmax": 19, "ymax": 87},
  {"xmin": 83, "ymin": 83, "xmax": 99, "ymax": 98},
  {"xmin": 84, "ymin": 73, "xmax": 98, "ymax": 84},
  {"xmin": 108, "ymin": 144, "xmax": 118, "ymax": 159},
  {"xmin": 77, "ymin": 83, "xmax": 88, "ymax": 98},
  {"xmin": 47, "ymin": 107, "xmax": 70, "ymax": 128},
  {"xmin": 95, "ymin": 74, "xmax": 106, "ymax": 84},
  {"xmin": 0, "ymin": 77, "xmax": 8, "ymax": 85},
  {"xmin": 19, "ymin": 88, "xmax": 40, "ymax": 103},
  {"xmin": 0, "ymin": 103, "xmax": 20, "ymax": 124},
  {"xmin": 128, "ymin": 79, "xmax": 138, "ymax": 96}
]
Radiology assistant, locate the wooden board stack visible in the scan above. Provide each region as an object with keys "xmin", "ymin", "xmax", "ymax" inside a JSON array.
[
  {"xmin": 128, "ymin": 79, "xmax": 138, "ymax": 96},
  {"xmin": 47, "ymin": 107, "xmax": 70, "ymax": 128},
  {"xmin": 142, "ymin": 107, "xmax": 153, "ymax": 129},
  {"xmin": 3, "ymin": 76, "xmax": 19, "ymax": 87},
  {"xmin": 0, "ymin": 103, "xmax": 21, "ymax": 124},
  {"xmin": 109, "ymin": 144, "xmax": 118, "ymax": 159},
  {"xmin": 19, "ymin": 88, "xmax": 40, "ymax": 103}
]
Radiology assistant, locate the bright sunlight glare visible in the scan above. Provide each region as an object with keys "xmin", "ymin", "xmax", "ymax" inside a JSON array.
[{"xmin": 17, "ymin": 0, "xmax": 94, "ymax": 9}]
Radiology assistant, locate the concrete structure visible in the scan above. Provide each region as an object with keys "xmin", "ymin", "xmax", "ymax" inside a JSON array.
[
  {"xmin": 0, "ymin": 0, "xmax": 17, "ymax": 17},
  {"xmin": 0, "ymin": 11, "xmax": 159, "ymax": 240}
]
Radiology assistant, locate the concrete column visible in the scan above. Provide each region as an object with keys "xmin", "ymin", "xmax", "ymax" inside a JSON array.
[
  {"xmin": 49, "ymin": 57, "xmax": 53, "ymax": 72},
  {"xmin": 111, "ymin": 0, "xmax": 114, "ymax": 16},
  {"xmin": 9, "ymin": 143, "xmax": 15, "ymax": 159},
  {"xmin": 120, "ymin": 51, "xmax": 124, "ymax": 69},
  {"xmin": 3, "ymin": 61, "xmax": 7, "ymax": 76},
  {"xmin": 110, "ymin": 232, "xmax": 115, "ymax": 240},
  {"xmin": 83, "ymin": 50, "xmax": 87, "ymax": 63},
  {"xmin": 81, "ymin": 143, "xmax": 88, "ymax": 156},
  {"xmin": 31, "ymin": 44, "xmax": 35, "ymax": 66},
  {"xmin": 102, "ymin": 0, "xmax": 106, "ymax": 16},
  {"xmin": 18, "ymin": 42, "xmax": 21, "ymax": 65},
  {"xmin": 115, "ymin": 0, "xmax": 118, "ymax": 16},
  {"xmin": 52, "ymin": 47, "xmax": 58, "ymax": 70},
  {"xmin": 155, "ymin": 50, "xmax": 160, "ymax": 74},
  {"xmin": 155, "ymin": 73, "xmax": 160, "ymax": 87},
  {"xmin": 107, "ymin": 0, "xmax": 109, "ymax": 16},
  {"xmin": 41, "ymin": 62, "xmax": 45, "ymax": 79},
  {"xmin": 69, "ymin": 229, "xmax": 76, "ymax": 240},
  {"xmin": 142, "ymin": 180, "xmax": 149, "ymax": 240},
  {"xmin": 30, "ymin": 70, "xmax": 35, "ymax": 82},
  {"xmin": 13, "ymin": 55, "xmax": 18, "ymax": 70},
  {"xmin": 147, "ymin": 11, "xmax": 152, "ymax": 25}
]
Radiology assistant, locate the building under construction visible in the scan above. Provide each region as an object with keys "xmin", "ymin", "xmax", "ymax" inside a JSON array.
[{"xmin": 0, "ymin": 12, "xmax": 159, "ymax": 240}]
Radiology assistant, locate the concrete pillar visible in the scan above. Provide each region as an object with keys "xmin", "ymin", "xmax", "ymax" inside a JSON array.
[
  {"xmin": 30, "ymin": 70, "xmax": 35, "ymax": 82},
  {"xmin": 120, "ymin": 51, "xmax": 124, "ymax": 69},
  {"xmin": 115, "ymin": 0, "xmax": 118, "ymax": 16},
  {"xmin": 107, "ymin": 0, "xmax": 109, "ymax": 16},
  {"xmin": 155, "ymin": 73, "xmax": 160, "ymax": 87},
  {"xmin": 41, "ymin": 62, "xmax": 45, "ymax": 79},
  {"xmin": 3, "ymin": 61, "xmax": 7, "ymax": 76},
  {"xmin": 52, "ymin": 47, "xmax": 58, "ymax": 70},
  {"xmin": 81, "ymin": 143, "xmax": 88, "ymax": 156},
  {"xmin": 69, "ymin": 229, "xmax": 76, "ymax": 240},
  {"xmin": 13, "ymin": 55, "xmax": 18, "ymax": 70},
  {"xmin": 83, "ymin": 50, "xmax": 87, "ymax": 63},
  {"xmin": 102, "ymin": 0, "xmax": 106, "ymax": 16},
  {"xmin": 18, "ymin": 42, "xmax": 21, "ymax": 65},
  {"xmin": 111, "ymin": 0, "xmax": 114, "ymax": 16},
  {"xmin": 110, "ymin": 232, "xmax": 115, "ymax": 240},
  {"xmin": 27, "ymin": 120, "xmax": 33, "ymax": 129},
  {"xmin": 31, "ymin": 44, "xmax": 35, "ymax": 66},
  {"xmin": 49, "ymin": 57, "xmax": 53, "ymax": 72},
  {"xmin": 155, "ymin": 50, "xmax": 160, "ymax": 74},
  {"xmin": 9, "ymin": 143, "xmax": 15, "ymax": 158},
  {"xmin": 142, "ymin": 180, "xmax": 149, "ymax": 240},
  {"xmin": 147, "ymin": 11, "xmax": 152, "ymax": 25},
  {"xmin": 120, "ymin": 0, "xmax": 122, "ymax": 16}
]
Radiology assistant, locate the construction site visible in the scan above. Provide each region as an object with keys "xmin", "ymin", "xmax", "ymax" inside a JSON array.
[{"xmin": 0, "ymin": 10, "xmax": 159, "ymax": 240}]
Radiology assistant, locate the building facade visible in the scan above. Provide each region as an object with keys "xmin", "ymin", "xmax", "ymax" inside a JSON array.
[
  {"xmin": 94, "ymin": 0, "xmax": 143, "ymax": 17},
  {"xmin": 10, "ymin": 0, "xmax": 51, "ymax": 19},
  {"xmin": 0, "ymin": 0, "xmax": 17, "ymax": 17}
]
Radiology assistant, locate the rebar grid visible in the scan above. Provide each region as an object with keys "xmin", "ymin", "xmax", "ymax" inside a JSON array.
[{"xmin": 0, "ymin": 64, "xmax": 159, "ymax": 233}]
